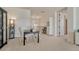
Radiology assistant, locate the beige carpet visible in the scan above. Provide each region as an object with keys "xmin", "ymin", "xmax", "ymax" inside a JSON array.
[{"xmin": 1, "ymin": 34, "xmax": 79, "ymax": 51}]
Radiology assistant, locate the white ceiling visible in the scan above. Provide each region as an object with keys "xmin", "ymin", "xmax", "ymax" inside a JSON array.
[
  {"xmin": 4, "ymin": 7, "xmax": 67, "ymax": 20},
  {"xmin": 21, "ymin": 7, "xmax": 65, "ymax": 17}
]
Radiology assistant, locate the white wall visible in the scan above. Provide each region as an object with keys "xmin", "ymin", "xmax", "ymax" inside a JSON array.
[
  {"xmin": 15, "ymin": 10, "xmax": 31, "ymax": 37},
  {"xmin": 67, "ymin": 8, "xmax": 74, "ymax": 33},
  {"xmin": 73, "ymin": 7, "xmax": 79, "ymax": 44},
  {"xmin": 75, "ymin": 8, "xmax": 79, "ymax": 30},
  {"xmin": 62, "ymin": 8, "xmax": 74, "ymax": 44},
  {"xmin": 3, "ymin": 7, "xmax": 32, "ymax": 37}
]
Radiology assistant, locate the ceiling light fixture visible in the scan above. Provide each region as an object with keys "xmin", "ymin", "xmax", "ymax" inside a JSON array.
[{"xmin": 41, "ymin": 11, "xmax": 45, "ymax": 13}]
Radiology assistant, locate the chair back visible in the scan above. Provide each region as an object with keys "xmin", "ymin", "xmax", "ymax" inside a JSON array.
[{"xmin": 18, "ymin": 27, "xmax": 23, "ymax": 36}]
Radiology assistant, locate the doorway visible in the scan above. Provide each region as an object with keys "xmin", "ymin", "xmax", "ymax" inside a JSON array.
[{"xmin": 58, "ymin": 12, "xmax": 68, "ymax": 36}]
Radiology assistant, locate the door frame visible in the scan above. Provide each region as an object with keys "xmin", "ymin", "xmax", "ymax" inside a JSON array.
[{"xmin": 0, "ymin": 7, "xmax": 7, "ymax": 48}]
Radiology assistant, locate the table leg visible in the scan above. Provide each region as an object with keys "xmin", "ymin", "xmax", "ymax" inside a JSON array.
[
  {"xmin": 23, "ymin": 33, "xmax": 25, "ymax": 46},
  {"xmin": 37, "ymin": 32, "xmax": 39, "ymax": 43}
]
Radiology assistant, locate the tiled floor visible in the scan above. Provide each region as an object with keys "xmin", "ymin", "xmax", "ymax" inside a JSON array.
[{"xmin": 1, "ymin": 34, "xmax": 79, "ymax": 51}]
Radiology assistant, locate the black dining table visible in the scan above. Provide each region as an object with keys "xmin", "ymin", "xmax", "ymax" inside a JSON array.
[{"xmin": 23, "ymin": 31, "xmax": 39, "ymax": 46}]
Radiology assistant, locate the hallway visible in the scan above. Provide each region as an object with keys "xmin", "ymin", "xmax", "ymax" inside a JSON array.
[
  {"xmin": 0, "ymin": 7, "xmax": 79, "ymax": 51},
  {"xmin": 1, "ymin": 34, "xmax": 79, "ymax": 51}
]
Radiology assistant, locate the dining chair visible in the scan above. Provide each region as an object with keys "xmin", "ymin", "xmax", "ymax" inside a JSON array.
[
  {"xmin": 18, "ymin": 27, "xmax": 23, "ymax": 44},
  {"xmin": 25, "ymin": 29, "xmax": 37, "ymax": 43},
  {"xmin": 18, "ymin": 28, "xmax": 33, "ymax": 43}
]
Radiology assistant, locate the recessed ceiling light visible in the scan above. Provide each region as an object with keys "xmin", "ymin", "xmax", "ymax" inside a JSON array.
[{"xmin": 41, "ymin": 11, "xmax": 45, "ymax": 13}]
